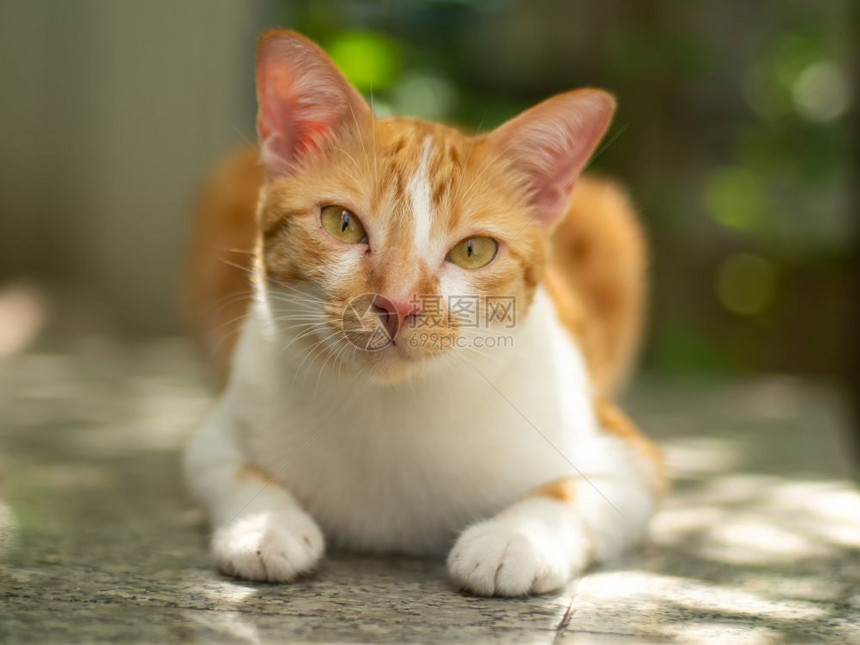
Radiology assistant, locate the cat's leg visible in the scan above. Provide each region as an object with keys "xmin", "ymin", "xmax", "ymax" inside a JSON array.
[
  {"xmin": 184, "ymin": 402, "xmax": 325, "ymax": 582},
  {"xmin": 448, "ymin": 401, "xmax": 665, "ymax": 597}
]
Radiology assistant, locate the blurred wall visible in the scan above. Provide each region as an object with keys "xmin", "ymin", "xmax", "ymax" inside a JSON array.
[{"xmin": 0, "ymin": 0, "xmax": 270, "ymax": 334}]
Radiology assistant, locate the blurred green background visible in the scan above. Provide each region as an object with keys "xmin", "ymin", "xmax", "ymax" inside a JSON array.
[
  {"xmin": 279, "ymin": 0, "xmax": 857, "ymax": 384},
  {"xmin": 0, "ymin": 0, "xmax": 856, "ymax": 394}
]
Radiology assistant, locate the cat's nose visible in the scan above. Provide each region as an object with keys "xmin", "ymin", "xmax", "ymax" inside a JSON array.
[{"xmin": 371, "ymin": 295, "xmax": 420, "ymax": 341}]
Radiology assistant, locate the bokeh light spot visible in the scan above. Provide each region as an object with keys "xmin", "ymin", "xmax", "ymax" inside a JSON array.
[
  {"xmin": 0, "ymin": 499, "xmax": 17, "ymax": 558},
  {"xmin": 705, "ymin": 167, "xmax": 767, "ymax": 232},
  {"xmin": 391, "ymin": 71, "xmax": 456, "ymax": 120},
  {"xmin": 792, "ymin": 61, "xmax": 850, "ymax": 123},
  {"xmin": 327, "ymin": 31, "xmax": 403, "ymax": 93},
  {"xmin": 0, "ymin": 282, "xmax": 47, "ymax": 359},
  {"xmin": 715, "ymin": 253, "xmax": 776, "ymax": 316}
]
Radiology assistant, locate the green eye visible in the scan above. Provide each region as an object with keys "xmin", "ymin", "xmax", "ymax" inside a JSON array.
[
  {"xmin": 321, "ymin": 205, "xmax": 367, "ymax": 244},
  {"xmin": 447, "ymin": 236, "xmax": 498, "ymax": 269}
]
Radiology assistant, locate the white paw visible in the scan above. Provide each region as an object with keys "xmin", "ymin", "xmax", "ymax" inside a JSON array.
[
  {"xmin": 448, "ymin": 517, "xmax": 589, "ymax": 597},
  {"xmin": 212, "ymin": 510, "xmax": 324, "ymax": 582}
]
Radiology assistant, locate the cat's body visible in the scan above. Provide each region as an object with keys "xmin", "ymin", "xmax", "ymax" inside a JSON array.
[{"xmin": 184, "ymin": 31, "xmax": 663, "ymax": 596}]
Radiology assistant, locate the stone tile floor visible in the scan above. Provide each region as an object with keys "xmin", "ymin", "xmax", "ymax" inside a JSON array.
[{"xmin": 1, "ymin": 337, "xmax": 858, "ymax": 643}]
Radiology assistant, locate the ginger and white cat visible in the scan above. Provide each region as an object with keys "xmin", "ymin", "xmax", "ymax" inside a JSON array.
[{"xmin": 184, "ymin": 30, "xmax": 664, "ymax": 596}]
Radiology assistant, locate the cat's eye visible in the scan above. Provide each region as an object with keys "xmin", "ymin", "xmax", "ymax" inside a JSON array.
[
  {"xmin": 321, "ymin": 205, "xmax": 367, "ymax": 244},
  {"xmin": 447, "ymin": 236, "xmax": 498, "ymax": 269}
]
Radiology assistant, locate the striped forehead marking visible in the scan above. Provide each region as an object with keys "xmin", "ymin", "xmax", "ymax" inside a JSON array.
[{"xmin": 408, "ymin": 136, "xmax": 434, "ymax": 259}]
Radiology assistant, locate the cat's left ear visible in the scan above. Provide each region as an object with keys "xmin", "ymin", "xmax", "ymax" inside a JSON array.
[
  {"xmin": 256, "ymin": 30, "xmax": 371, "ymax": 174},
  {"xmin": 488, "ymin": 89, "xmax": 615, "ymax": 227}
]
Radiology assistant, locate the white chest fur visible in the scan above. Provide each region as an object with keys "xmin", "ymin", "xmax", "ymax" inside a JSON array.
[{"xmin": 221, "ymin": 287, "xmax": 599, "ymax": 555}]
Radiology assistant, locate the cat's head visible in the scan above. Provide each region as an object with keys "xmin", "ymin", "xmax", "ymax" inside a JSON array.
[{"xmin": 254, "ymin": 30, "xmax": 614, "ymax": 382}]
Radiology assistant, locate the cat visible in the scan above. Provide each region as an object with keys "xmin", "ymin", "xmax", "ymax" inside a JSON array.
[{"xmin": 184, "ymin": 29, "xmax": 665, "ymax": 597}]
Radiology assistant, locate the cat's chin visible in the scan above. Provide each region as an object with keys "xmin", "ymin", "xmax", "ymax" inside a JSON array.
[{"xmin": 352, "ymin": 343, "xmax": 449, "ymax": 385}]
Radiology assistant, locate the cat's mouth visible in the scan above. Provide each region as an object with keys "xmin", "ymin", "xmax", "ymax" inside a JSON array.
[
  {"xmin": 359, "ymin": 343, "xmax": 442, "ymax": 382},
  {"xmin": 296, "ymin": 294, "xmax": 460, "ymax": 381},
  {"xmin": 338, "ymin": 325, "xmax": 454, "ymax": 382}
]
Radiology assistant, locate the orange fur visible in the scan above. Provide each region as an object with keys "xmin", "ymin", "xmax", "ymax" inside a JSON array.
[
  {"xmin": 186, "ymin": 157, "xmax": 644, "ymax": 394},
  {"xmin": 185, "ymin": 28, "xmax": 647, "ymax": 408},
  {"xmin": 185, "ymin": 147, "xmax": 263, "ymax": 384},
  {"xmin": 522, "ymin": 477, "xmax": 598, "ymax": 563},
  {"xmin": 595, "ymin": 399, "xmax": 667, "ymax": 499},
  {"xmin": 526, "ymin": 478, "xmax": 578, "ymax": 504},
  {"xmin": 237, "ymin": 462, "xmax": 272, "ymax": 484},
  {"xmin": 545, "ymin": 176, "xmax": 647, "ymax": 395},
  {"xmin": 258, "ymin": 115, "xmax": 547, "ymax": 382}
]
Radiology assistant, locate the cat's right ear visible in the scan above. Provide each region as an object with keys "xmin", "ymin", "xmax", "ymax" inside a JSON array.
[{"xmin": 256, "ymin": 30, "xmax": 371, "ymax": 174}]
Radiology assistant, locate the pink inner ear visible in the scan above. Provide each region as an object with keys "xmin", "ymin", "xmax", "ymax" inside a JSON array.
[
  {"xmin": 297, "ymin": 121, "xmax": 334, "ymax": 155},
  {"xmin": 493, "ymin": 90, "xmax": 616, "ymax": 226},
  {"xmin": 256, "ymin": 31, "xmax": 370, "ymax": 174}
]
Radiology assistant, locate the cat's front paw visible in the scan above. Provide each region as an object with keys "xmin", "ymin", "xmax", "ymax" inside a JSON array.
[
  {"xmin": 448, "ymin": 517, "xmax": 588, "ymax": 597},
  {"xmin": 212, "ymin": 509, "xmax": 324, "ymax": 582}
]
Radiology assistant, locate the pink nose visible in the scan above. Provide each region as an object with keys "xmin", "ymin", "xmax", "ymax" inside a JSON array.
[{"xmin": 371, "ymin": 295, "xmax": 420, "ymax": 340}]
